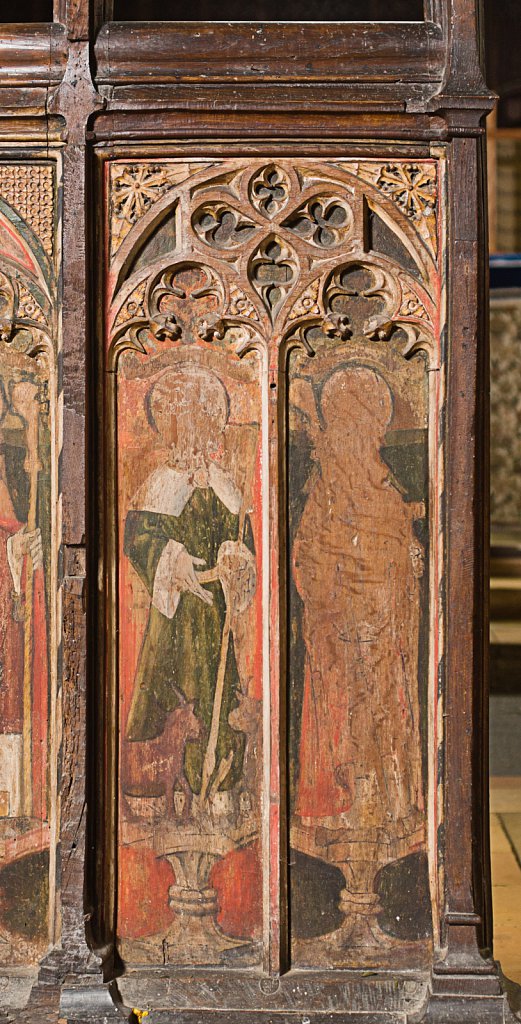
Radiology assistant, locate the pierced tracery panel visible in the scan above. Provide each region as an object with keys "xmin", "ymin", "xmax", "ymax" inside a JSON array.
[{"xmin": 106, "ymin": 157, "xmax": 444, "ymax": 973}]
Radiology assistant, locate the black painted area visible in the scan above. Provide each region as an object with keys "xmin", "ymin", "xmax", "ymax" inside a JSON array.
[
  {"xmin": 381, "ymin": 428, "xmax": 428, "ymax": 504},
  {"xmin": 376, "ymin": 851, "xmax": 432, "ymax": 941},
  {"xmin": 0, "ymin": 849, "xmax": 49, "ymax": 941},
  {"xmin": 0, "ymin": 0, "xmax": 52, "ymax": 19},
  {"xmin": 368, "ymin": 207, "xmax": 422, "ymax": 281},
  {"xmin": 113, "ymin": 0, "xmax": 424, "ymax": 23},
  {"xmin": 289, "ymin": 849, "xmax": 345, "ymax": 940}
]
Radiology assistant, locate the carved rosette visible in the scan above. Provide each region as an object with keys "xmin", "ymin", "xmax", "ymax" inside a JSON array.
[
  {"xmin": 358, "ymin": 161, "xmax": 438, "ymax": 257},
  {"xmin": 109, "ymin": 160, "xmax": 210, "ymax": 257}
]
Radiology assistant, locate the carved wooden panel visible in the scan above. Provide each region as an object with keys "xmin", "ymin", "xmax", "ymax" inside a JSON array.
[
  {"xmin": 104, "ymin": 157, "xmax": 444, "ymax": 973},
  {"xmin": 0, "ymin": 160, "xmax": 60, "ymax": 965}
]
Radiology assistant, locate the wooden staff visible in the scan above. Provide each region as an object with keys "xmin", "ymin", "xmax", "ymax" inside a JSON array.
[
  {"xmin": 199, "ymin": 428, "xmax": 258, "ymax": 806},
  {"xmin": 22, "ymin": 396, "xmax": 41, "ymax": 819}
]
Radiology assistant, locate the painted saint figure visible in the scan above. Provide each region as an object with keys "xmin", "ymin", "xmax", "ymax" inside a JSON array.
[
  {"xmin": 292, "ymin": 365, "xmax": 425, "ymax": 950},
  {"xmin": 0, "ymin": 371, "xmax": 50, "ymax": 961},
  {"xmin": 124, "ymin": 365, "xmax": 256, "ymax": 805},
  {"xmin": 0, "ymin": 376, "xmax": 48, "ymax": 822}
]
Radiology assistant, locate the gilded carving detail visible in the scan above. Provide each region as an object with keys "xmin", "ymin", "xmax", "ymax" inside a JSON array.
[
  {"xmin": 0, "ymin": 165, "xmax": 54, "ymax": 258},
  {"xmin": 288, "ymin": 279, "xmax": 321, "ymax": 320},
  {"xmin": 114, "ymin": 280, "xmax": 147, "ymax": 331},
  {"xmin": 399, "ymin": 287, "xmax": 431, "ymax": 323},
  {"xmin": 17, "ymin": 282, "xmax": 48, "ymax": 327},
  {"xmin": 228, "ymin": 285, "xmax": 259, "ymax": 321}
]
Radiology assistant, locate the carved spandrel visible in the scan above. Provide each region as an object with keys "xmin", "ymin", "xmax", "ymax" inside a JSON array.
[
  {"xmin": 109, "ymin": 161, "xmax": 212, "ymax": 258},
  {"xmin": 357, "ymin": 161, "xmax": 438, "ymax": 258},
  {"xmin": 107, "ymin": 157, "xmax": 442, "ymax": 972}
]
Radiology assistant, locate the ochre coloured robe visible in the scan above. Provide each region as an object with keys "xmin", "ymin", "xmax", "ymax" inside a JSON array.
[
  {"xmin": 292, "ymin": 367, "xmax": 424, "ymax": 842},
  {"xmin": 0, "ymin": 514, "xmax": 48, "ymax": 821}
]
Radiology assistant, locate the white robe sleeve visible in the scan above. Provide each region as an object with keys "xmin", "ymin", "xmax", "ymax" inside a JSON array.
[
  {"xmin": 6, "ymin": 532, "xmax": 23, "ymax": 596},
  {"xmin": 152, "ymin": 539, "xmax": 186, "ymax": 619}
]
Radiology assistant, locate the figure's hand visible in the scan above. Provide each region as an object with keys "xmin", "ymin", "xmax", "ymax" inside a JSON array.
[
  {"xmin": 173, "ymin": 548, "xmax": 213, "ymax": 606},
  {"xmin": 409, "ymin": 542, "xmax": 424, "ymax": 579},
  {"xmin": 25, "ymin": 528, "xmax": 43, "ymax": 570},
  {"xmin": 10, "ymin": 382, "xmax": 39, "ymax": 421},
  {"xmin": 7, "ymin": 527, "xmax": 43, "ymax": 594},
  {"xmin": 216, "ymin": 541, "xmax": 256, "ymax": 613}
]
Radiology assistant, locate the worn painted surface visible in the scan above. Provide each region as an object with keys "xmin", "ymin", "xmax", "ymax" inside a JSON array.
[
  {"xmin": 0, "ymin": 162, "xmax": 59, "ymax": 966},
  {"xmin": 117, "ymin": 309, "xmax": 264, "ymax": 966},
  {"xmin": 106, "ymin": 157, "xmax": 443, "ymax": 972}
]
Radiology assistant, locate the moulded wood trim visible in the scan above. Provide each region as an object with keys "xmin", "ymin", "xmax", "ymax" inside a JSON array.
[
  {"xmin": 93, "ymin": 20, "xmax": 445, "ymax": 86},
  {"xmin": 0, "ymin": 23, "xmax": 67, "ymax": 87}
]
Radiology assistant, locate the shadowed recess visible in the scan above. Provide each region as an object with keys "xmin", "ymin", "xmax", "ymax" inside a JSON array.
[{"xmin": 113, "ymin": 0, "xmax": 424, "ymax": 23}]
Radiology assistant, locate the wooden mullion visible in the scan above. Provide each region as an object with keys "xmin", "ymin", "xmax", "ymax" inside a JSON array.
[{"xmin": 264, "ymin": 342, "xmax": 289, "ymax": 976}]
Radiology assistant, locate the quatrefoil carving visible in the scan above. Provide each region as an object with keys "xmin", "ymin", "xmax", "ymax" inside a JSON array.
[
  {"xmin": 249, "ymin": 165, "xmax": 290, "ymax": 220},
  {"xmin": 282, "ymin": 196, "xmax": 354, "ymax": 249},
  {"xmin": 193, "ymin": 203, "xmax": 258, "ymax": 249}
]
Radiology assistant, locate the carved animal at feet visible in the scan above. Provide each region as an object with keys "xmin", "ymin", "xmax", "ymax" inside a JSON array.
[{"xmin": 123, "ymin": 698, "xmax": 202, "ymax": 817}]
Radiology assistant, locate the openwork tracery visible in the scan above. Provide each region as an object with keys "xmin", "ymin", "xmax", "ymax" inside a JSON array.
[{"xmin": 109, "ymin": 158, "xmax": 439, "ymax": 367}]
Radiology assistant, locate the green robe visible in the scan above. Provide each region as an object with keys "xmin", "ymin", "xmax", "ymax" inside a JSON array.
[{"xmin": 124, "ymin": 486, "xmax": 254, "ymax": 794}]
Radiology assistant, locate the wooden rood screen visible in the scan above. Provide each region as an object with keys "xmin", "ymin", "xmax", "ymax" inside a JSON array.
[
  {"xmin": 0, "ymin": 2, "xmax": 510, "ymax": 1023},
  {"xmin": 106, "ymin": 157, "xmax": 442, "ymax": 975}
]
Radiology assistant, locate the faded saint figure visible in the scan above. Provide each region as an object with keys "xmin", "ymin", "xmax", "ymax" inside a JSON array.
[
  {"xmin": 0, "ymin": 377, "xmax": 47, "ymax": 822},
  {"xmin": 292, "ymin": 365, "xmax": 425, "ymax": 951},
  {"xmin": 124, "ymin": 365, "xmax": 256, "ymax": 804},
  {"xmin": 0, "ymin": 372, "xmax": 49, "ymax": 962}
]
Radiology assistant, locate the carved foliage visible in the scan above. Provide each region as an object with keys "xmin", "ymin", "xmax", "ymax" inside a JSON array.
[
  {"xmin": 358, "ymin": 161, "xmax": 438, "ymax": 256},
  {"xmin": 377, "ymin": 164, "xmax": 436, "ymax": 221},
  {"xmin": 110, "ymin": 161, "xmax": 208, "ymax": 257}
]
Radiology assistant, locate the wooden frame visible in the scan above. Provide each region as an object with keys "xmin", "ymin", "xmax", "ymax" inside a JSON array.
[{"xmin": 0, "ymin": 2, "xmax": 513, "ymax": 1022}]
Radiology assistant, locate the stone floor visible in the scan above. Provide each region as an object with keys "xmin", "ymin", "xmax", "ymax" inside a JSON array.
[{"xmin": 490, "ymin": 776, "xmax": 521, "ymax": 985}]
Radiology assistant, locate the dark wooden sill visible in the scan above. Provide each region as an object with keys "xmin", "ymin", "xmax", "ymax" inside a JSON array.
[{"xmin": 94, "ymin": 19, "xmax": 445, "ymax": 86}]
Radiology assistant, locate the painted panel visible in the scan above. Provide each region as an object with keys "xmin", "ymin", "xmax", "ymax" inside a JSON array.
[
  {"xmin": 0, "ymin": 162, "xmax": 60, "ymax": 964},
  {"xmin": 287, "ymin": 273, "xmax": 433, "ymax": 968},
  {"xmin": 106, "ymin": 158, "xmax": 443, "ymax": 971}
]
